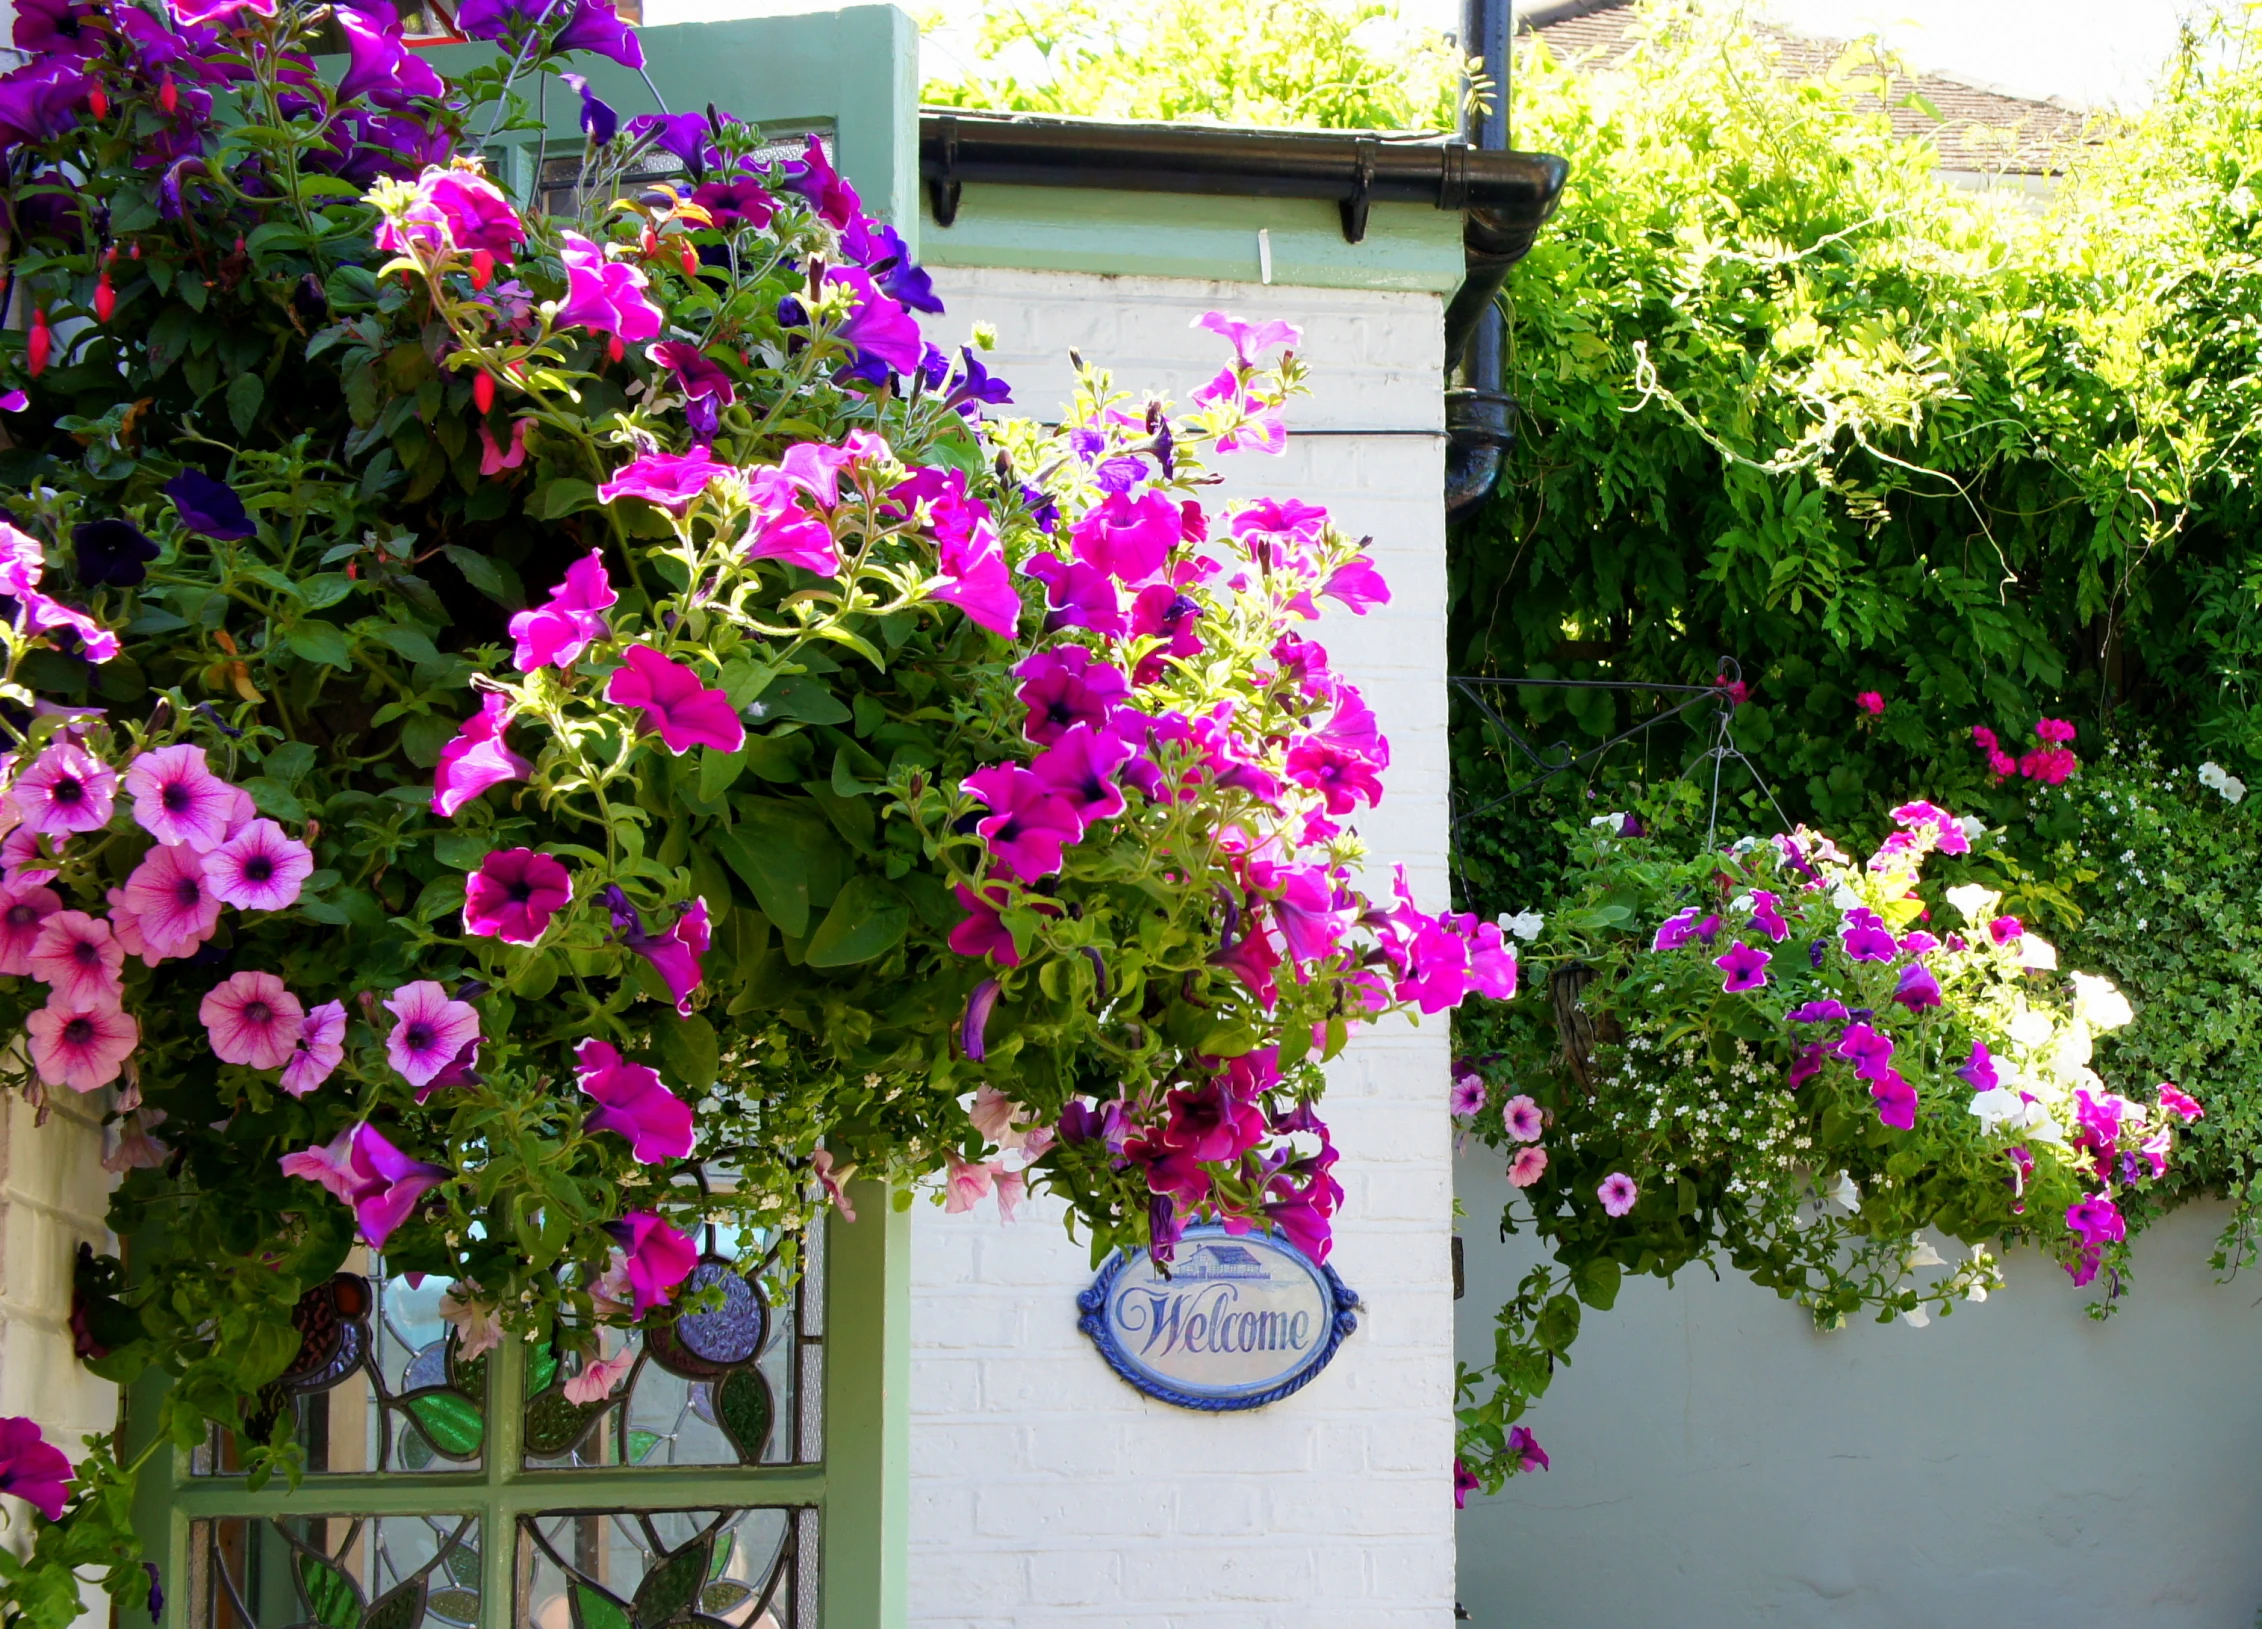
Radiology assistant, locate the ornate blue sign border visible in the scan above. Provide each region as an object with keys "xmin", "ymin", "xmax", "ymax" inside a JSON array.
[{"xmin": 1076, "ymin": 1223, "xmax": 1361, "ymax": 1411}]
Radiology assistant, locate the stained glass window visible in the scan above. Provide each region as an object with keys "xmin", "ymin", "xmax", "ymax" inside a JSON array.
[{"xmin": 146, "ymin": 1199, "xmax": 899, "ymax": 1629}]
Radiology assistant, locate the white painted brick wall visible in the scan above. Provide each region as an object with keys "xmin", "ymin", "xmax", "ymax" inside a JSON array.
[{"xmin": 907, "ymin": 268, "xmax": 1456, "ymax": 1628}]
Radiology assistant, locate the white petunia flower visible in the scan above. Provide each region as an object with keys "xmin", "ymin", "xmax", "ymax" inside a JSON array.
[
  {"xmin": 2069, "ymin": 971, "xmax": 2134, "ymax": 1031},
  {"xmin": 1827, "ymin": 1170, "xmax": 1861, "ymax": 1213},
  {"xmin": 2020, "ymin": 934, "xmax": 2059, "ymax": 971},
  {"xmin": 1831, "ymin": 884, "xmax": 1864, "ymax": 913},
  {"xmin": 1957, "ymin": 815, "xmax": 1987, "ymax": 844},
  {"xmin": 1902, "ymin": 1305, "xmax": 1931, "ymax": 1329},
  {"xmin": 1906, "ymin": 1238, "xmax": 1945, "ymax": 1269},
  {"xmin": 1968, "ymin": 1087, "xmax": 2027, "ymax": 1136},
  {"xmin": 2008, "ymin": 1007, "xmax": 2055, "ymax": 1049},
  {"xmin": 1944, "ymin": 883, "xmax": 2001, "ymax": 924},
  {"xmin": 1498, "ymin": 910, "xmax": 1545, "ymax": 942}
]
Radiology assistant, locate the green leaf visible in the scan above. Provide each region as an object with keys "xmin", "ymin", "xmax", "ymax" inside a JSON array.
[
  {"xmin": 286, "ymin": 621, "xmax": 354, "ymax": 669},
  {"xmin": 698, "ymin": 745, "xmax": 748, "ymax": 801},
  {"xmin": 297, "ymin": 1555, "xmax": 363, "ymax": 1629},
  {"xmin": 658, "ymin": 1013, "xmax": 718, "ymax": 1091},
  {"xmin": 631, "ymin": 1535, "xmax": 714, "ymax": 1629},
  {"xmin": 365, "ymin": 623, "xmax": 441, "ymax": 664},
  {"xmin": 804, "ymin": 875, "xmax": 910, "ymax": 967},
  {"xmin": 242, "ymin": 777, "xmax": 307, "ymax": 823},
  {"xmin": 401, "ymin": 1389, "xmax": 485, "ymax": 1458},
  {"xmin": 441, "ymin": 545, "xmax": 524, "ymax": 609},
  {"xmin": 362, "ymin": 1578, "xmax": 425, "ymax": 1629},
  {"xmin": 713, "ymin": 801, "xmax": 844, "ymax": 937},
  {"xmin": 569, "ymin": 1584, "xmax": 631, "ymax": 1629},
  {"xmin": 715, "ymin": 1367, "xmax": 773, "ymax": 1463},
  {"xmin": 1571, "ymin": 1256, "xmax": 1621, "ymax": 1311},
  {"xmin": 536, "ymin": 479, "xmax": 598, "ymax": 520},
  {"xmin": 759, "ymin": 674, "xmax": 850, "ymax": 725},
  {"xmin": 227, "ymin": 372, "xmax": 265, "ymax": 437}
]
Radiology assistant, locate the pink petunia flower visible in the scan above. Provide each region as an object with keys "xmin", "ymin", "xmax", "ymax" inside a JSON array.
[
  {"xmin": 1598, "ymin": 1172, "xmax": 1639, "ymax": 1217},
  {"xmin": 597, "ymin": 887, "xmax": 709, "ymax": 1015},
  {"xmin": 25, "ymin": 996, "xmax": 137, "ymax": 1092},
  {"xmin": 123, "ymin": 744, "xmax": 240, "ymax": 851},
  {"xmin": 946, "ymin": 884, "xmax": 1021, "ymax": 966},
  {"xmin": 1714, "ymin": 941, "xmax": 1771, "ymax": 993},
  {"xmin": 564, "ymin": 1344, "xmax": 636, "ymax": 1405},
  {"xmin": 26, "ymin": 910, "xmax": 123, "ymax": 1009},
  {"xmin": 2158, "ymin": 1082, "xmax": 2204, "ymax": 1123},
  {"xmin": 9, "ymin": 741, "xmax": 116, "ymax": 836},
  {"xmin": 507, "ymin": 550, "xmax": 615, "ymax": 671},
  {"xmin": 479, "ymin": 418, "xmax": 532, "ymax": 477},
  {"xmin": 1502, "ymin": 1094, "xmax": 1544, "ymax": 1143},
  {"xmin": 121, "ymin": 841, "xmax": 223, "ymax": 960},
  {"xmin": 203, "ymin": 818, "xmax": 313, "ymax": 912},
  {"xmin": 280, "ymin": 1001, "xmax": 348, "ymax": 1097},
  {"xmin": 0, "ymin": 881, "xmax": 61, "ymax": 975},
  {"xmin": 199, "ymin": 970, "xmax": 306, "ymax": 1070},
  {"xmin": 1072, "ymin": 490, "xmax": 1180, "ymax": 585},
  {"xmin": 1449, "ymin": 1073, "xmax": 1487, "ymax": 1118},
  {"xmin": 1195, "ymin": 310, "xmax": 1303, "ymax": 364},
  {"xmin": 0, "ymin": 1415, "xmax": 74, "ymax": 1522},
  {"xmin": 555, "ymin": 231, "xmax": 663, "ymax": 342},
  {"xmin": 463, "ymin": 848, "xmax": 572, "ymax": 945},
  {"xmin": 344, "ymin": 1123, "xmax": 451, "ymax": 1249},
  {"xmin": 812, "ymin": 1149, "xmax": 858, "ymax": 1220},
  {"xmin": 602, "ymin": 1211, "xmax": 697, "ymax": 1314},
  {"xmin": 438, "ymin": 1284, "xmax": 503, "ymax": 1360},
  {"xmin": 431, "ymin": 694, "xmax": 531, "ymax": 818},
  {"xmin": 1508, "ymin": 1145, "xmax": 1548, "ymax": 1188},
  {"xmin": 383, "ymin": 980, "xmax": 482, "ymax": 1089},
  {"xmin": 278, "ymin": 1127, "xmax": 360, "ymax": 1204},
  {"xmin": 573, "ymin": 1038, "xmax": 693, "ymax": 1164},
  {"xmin": 962, "ymin": 764, "xmax": 1085, "ymax": 882},
  {"xmin": 605, "ymin": 644, "xmax": 745, "ymax": 755},
  {"xmin": 595, "ymin": 445, "xmax": 727, "ymax": 511},
  {"xmin": 741, "ymin": 468, "xmax": 841, "ymax": 575},
  {"xmin": 943, "ymin": 1153, "xmax": 997, "ymax": 1214},
  {"xmin": 1016, "ymin": 648, "xmax": 1131, "ymax": 746}
]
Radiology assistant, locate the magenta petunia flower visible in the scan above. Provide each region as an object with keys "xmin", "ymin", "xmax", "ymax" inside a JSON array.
[
  {"xmin": 122, "ymin": 841, "xmax": 222, "ymax": 960},
  {"xmin": 1856, "ymin": 690, "xmax": 1885, "ymax": 715},
  {"xmin": 573, "ymin": 1038, "xmax": 694, "ymax": 1163},
  {"xmin": 347, "ymin": 1123, "xmax": 451, "ymax": 1249},
  {"xmin": 1990, "ymin": 916, "xmax": 2024, "ymax": 945},
  {"xmin": 1748, "ymin": 889, "xmax": 1790, "ymax": 942},
  {"xmin": 0, "ymin": 1416, "xmax": 73, "ymax": 1522},
  {"xmin": 1508, "ymin": 1425, "xmax": 1550, "ymax": 1474},
  {"xmin": 1652, "ymin": 907, "xmax": 1702, "ymax": 952},
  {"xmin": 742, "ymin": 469, "xmax": 841, "ymax": 575},
  {"xmin": 1788, "ymin": 1041, "xmax": 1826, "ymax": 1089},
  {"xmin": 2158, "ymin": 1081, "xmax": 2204, "ymax": 1123},
  {"xmin": 280, "ymin": 1000, "xmax": 347, "ymax": 1098},
  {"xmin": 1283, "ymin": 738, "xmax": 1385, "ymax": 815},
  {"xmin": 605, "ymin": 644, "xmax": 744, "ymax": 755},
  {"xmin": 1016, "ymin": 648, "xmax": 1130, "ymax": 747},
  {"xmin": 947, "ymin": 884, "xmax": 1021, "ymax": 966},
  {"xmin": 375, "ymin": 165, "xmax": 524, "ymax": 258},
  {"xmin": 463, "ymin": 847, "xmax": 572, "ymax": 945},
  {"xmin": 689, "ymin": 172, "xmax": 775, "ymax": 231},
  {"xmin": 1839, "ymin": 908, "xmax": 1898, "ymax": 963},
  {"xmin": 555, "ymin": 231, "xmax": 663, "ymax": 342},
  {"xmin": 963, "ymin": 764, "xmax": 1085, "ymax": 882},
  {"xmin": 1788, "ymin": 998, "xmax": 1849, "ymax": 1024},
  {"xmin": 602, "ymin": 1210, "xmax": 698, "ymax": 1314},
  {"xmin": 1030, "ymin": 723, "xmax": 1132, "ymax": 824},
  {"xmin": 1834, "ymin": 1022, "xmax": 1896, "ymax": 1080},
  {"xmin": 25, "ymin": 995, "xmax": 137, "ymax": 1093},
  {"xmin": 507, "ymin": 550, "xmax": 615, "ymax": 671},
  {"xmin": 933, "ymin": 517, "xmax": 1021, "ymax": 639},
  {"xmin": 1159, "ymin": 1078, "xmax": 1266, "ymax": 1163},
  {"xmin": 825, "ymin": 266, "xmax": 924, "ymax": 376},
  {"xmin": 0, "ymin": 881, "xmax": 60, "ymax": 975},
  {"xmin": 1598, "ymin": 1172, "xmax": 1639, "ymax": 1217},
  {"xmin": 1869, "ymin": 1068, "xmax": 1918, "ymax": 1130},
  {"xmin": 203, "ymin": 818, "xmax": 313, "ymax": 912},
  {"xmin": 1714, "ymin": 940, "xmax": 1771, "ymax": 993},
  {"xmin": 431, "ymin": 693, "xmax": 531, "ymax": 818},
  {"xmin": 199, "ymin": 970, "xmax": 306, "ymax": 1070},
  {"xmin": 26, "ymin": 910, "xmax": 123, "ymax": 1009},
  {"xmin": 9, "ymin": 741, "xmax": 115, "ymax": 836},
  {"xmin": 1321, "ymin": 554, "xmax": 1391, "ymax": 615},
  {"xmin": 1502, "ymin": 1093, "xmax": 1544, "ymax": 1143},
  {"xmin": 1892, "ymin": 961, "xmax": 1943, "ymax": 1009},
  {"xmin": 1072, "ymin": 489, "xmax": 1180, "ymax": 585},
  {"xmin": 383, "ymin": 980, "xmax": 482, "ymax": 1089},
  {"xmin": 1273, "ymin": 866, "xmax": 1349, "ymax": 967},
  {"xmin": 649, "ymin": 340, "xmax": 737, "ymax": 408},
  {"xmin": 1024, "ymin": 554, "xmax": 1127, "ymax": 639},
  {"xmin": 595, "ymin": 445, "xmax": 727, "ymax": 511},
  {"xmin": 598, "ymin": 887, "xmax": 710, "ymax": 1015},
  {"xmin": 1195, "ymin": 310, "xmax": 1302, "ymax": 365},
  {"xmin": 336, "ymin": 1, "xmax": 444, "ymax": 104},
  {"xmin": 123, "ymin": 744, "xmax": 240, "ymax": 851}
]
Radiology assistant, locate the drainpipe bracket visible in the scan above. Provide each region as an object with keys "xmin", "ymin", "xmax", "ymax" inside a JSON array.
[
  {"xmin": 1339, "ymin": 138, "xmax": 1378, "ymax": 243},
  {"xmin": 929, "ymin": 113, "xmax": 962, "ymax": 228}
]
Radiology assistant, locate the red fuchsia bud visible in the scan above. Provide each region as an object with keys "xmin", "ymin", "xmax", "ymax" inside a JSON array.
[
  {"xmin": 158, "ymin": 76, "xmax": 177, "ymax": 114},
  {"xmin": 128, "ymin": 243, "xmax": 140, "ymax": 260},
  {"xmin": 28, "ymin": 309, "xmax": 50, "ymax": 377},
  {"xmin": 607, "ymin": 335, "xmax": 624, "ymax": 364},
  {"xmin": 472, "ymin": 371, "xmax": 494, "ymax": 414},
  {"xmin": 93, "ymin": 273, "xmax": 114, "ymax": 324},
  {"xmin": 470, "ymin": 248, "xmax": 494, "ymax": 291},
  {"xmin": 88, "ymin": 85, "xmax": 108, "ymax": 119},
  {"xmin": 677, "ymin": 241, "xmax": 697, "ymax": 277},
  {"xmin": 640, "ymin": 226, "xmax": 660, "ymax": 258}
]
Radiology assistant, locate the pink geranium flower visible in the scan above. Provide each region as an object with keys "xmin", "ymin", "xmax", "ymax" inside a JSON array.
[
  {"xmin": 280, "ymin": 1001, "xmax": 348, "ymax": 1097},
  {"xmin": 9, "ymin": 741, "xmax": 115, "ymax": 836},
  {"xmin": 1508, "ymin": 1145, "xmax": 1548, "ymax": 1187},
  {"xmin": 962, "ymin": 764, "xmax": 1085, "ymax": 882},
  {"xmin": 605, "ymin": 645, "xmax": 745, "ymax": 755},
  {"xmin": 555, "ymin": 231, "xmax": 663, "ymax": 342},
  {"xmin": 203, "ymin": 818, "xmax": 313, "ymax": 911},
  {"xmin": 573, "ymin": 1038, "xmax": 693, "ymax": 1163},
  {"xmin": 25, "ymin": 996, "xmax": 137, "ymax": 1092},
  {"xmin": 463, "ymin": 848, "xmax": 573, "ymax": 944},
  {"xmin": 123, "ymin": 744, "xmax": 239, "ymax": 851},
  {"xmin": 199, "ymin": 971, "xmax": 306, "ymax": 1070},
  {"xmin": 1598, "ymin": 1172, "xmax": 1639, "ymax": 1217},
  {"xmin": 122, "ymin": 841, "xmax": 222, "ymax": 960},
  {"xmin": 431, "ymin": 693, "xmax": 531, "ymax": 818},
  {"xmin": 383, "ymin": 980, "xmax": 482, "ymax": 1089},
  {"xmin": 1856, "ymin": 691, "xmax": 1885, "ymax": 715},
  {"xmin": 0, "ymin": 881, "xmax": 59, "ymax": 975},
  {"xmin": 595, "ymin": 445, "xmax": 727, "ymax": 511},
  {"xmin": 26, "ymin": 910, "xmax": 123, "ymax": 1008},
  {"xmin": 507, "ymin": 550, "xmax": 615, "ymax": 671},
  {"xmin": 602, "ymin": 1211, "xmax": 697, "ymax": 1314}
]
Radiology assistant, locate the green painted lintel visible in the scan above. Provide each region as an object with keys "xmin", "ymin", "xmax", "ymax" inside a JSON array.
[{"xmin": 919, "ymin": 185, "xmax": 1466, "ymax": 293}]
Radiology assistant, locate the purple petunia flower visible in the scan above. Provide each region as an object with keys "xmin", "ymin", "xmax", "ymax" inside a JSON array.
[
  {"xmin": 1869, "ymin": 1068, "xmax": 1918, "ymax": 1130},
  {"xmin": 597, "ymin": 886, "xmax": 709, "ymax": 1015},
  {"xmin": 1598, "ymin": 1172, "xmax": 1639, "ymax": 1217},
  {"xmin": 337, "ymin": 2, "xmax": 444, "ymax": 105},
  {"xmin": 1956, "ymin": 1041, "xmax": 1998, "ymax": 1092},
  {"xmin": 72, "ymin": 519, "xmax": 160, "ymax": 588},
  {"xmin": 1508, "ymin": 1425, "xmax": 1550, "ymax": 1473},
  {"xmin": 0, "ymin": 1415, "xmax": 74, "ymax": 1522},
  {"xmin": 962, "ymin": 977, "xmax": 1002, "ymax": 1061},
  {"xmin": 1787, "ymin": 999, "xmax": 1849, "ymax": 1024},
  {"xmin": 551, "ymin": 0, "xmax": 644, "ymax": 65},
  {"xmin": 1714, "ymin": 940, "xmax": 1771, "ymax": 992},
  {"xmin": 1015, "ymin": 647, "xmax": 1130, "ymax": 746},
  {"xmin": 163, "ymin": 470, "xmax": 255, "ymax": 540},
  {"xmin": 559, "ymin": 72, "xmax": 617, "ymax": 144},
  {"xmin": 574, "ymin": 1038, "xmax": 692, "ymax": 1163},
  {"xmin": 382, "ymin": 980, "xmax": 482, "ymax": 1089},
  {"xmin": 1892, "ymin": 961, "xmax": 1943, "ymax": 1010},
  {"xmin": 202, "ymin": 817, "xmax": 314, "ymax": 912},
  {"xmin": 1029, "ymin": 723, "xmax": 1132, "ymax": 824},
  {"xmin": 624, "ymin": 110, "xmax": 712, "ymax": 178},
  {"xmin": 1839, "ymin": 908, "xmax": 1898, "ymax": 962},
  {"xmin": 826, "ymin": 266, "xmax": 924, "ymax": 378},
  {"xmin": 507, "ymin": 550, "xmax": 615, "ymax": 671},
  {"xmin": 962, "ymin": 764, "xmax": 1085, "ymax": 882},
  {"xmin": 596, "ymin": 445, "xmax": 726, "ymax": 510},
  {"xmin": 784, "ymin": 132, "xmax": 861, "ymax": 227},
  {"xmin": 1788, "ymin": 1041, "xmax": 1825, "ymax": 1089},
  {"xmin": 605, "ymin": 644, "xmax": 744, "ymax": 755}
]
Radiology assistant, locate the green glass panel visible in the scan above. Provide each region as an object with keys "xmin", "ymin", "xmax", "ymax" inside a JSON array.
[
  {"xmin": 697, "ymin": 1583, "xmax": 752, "ymax": 1617},
  {"xmin": 363, "ymin": 1577, "xmax": 425, "ymax": 1629},
  {"xmin": 523, "ymin": 1390, "xmax": 603, "ymax": 1459},
  {"xmin": 526, "ymin": 1341, "xmax": 560, "ymax": 1398},
  {"xmin": 398, "ymin": 1423, "xmax": 436, "ymax": 1471},
  {"xmin": 716, "ymin": 1369, "xmax": 773, "ymax": 1464},
  {"xmin": 630, "ymin": 1535, "xmax": 713, "ymax": 1629},
  {"xmin": 442, "ymin": 1543, "xmax": 481, "ymax": 1591},
  {"xmin": 705, "ymin": 1534, "xmax": 732, "ymax": 1583},
  {"xmin": 400, "ymin": 1390, "xmax": 485, "ymax": 1459},
  {"xmin": 298, "ymin": 1553, "xmax": 363, "ymax": 1629},
  {"xmin": 426, "ymin": 1588, "xmax": 479, "ymax": 1627},
  {"xmin": 626, "ymin": 1429, "xmax": 663, "ymax": 1466},
  {"xmin": 568, "ymin": 1583, "xmax": 632, "ymax": 1629}
]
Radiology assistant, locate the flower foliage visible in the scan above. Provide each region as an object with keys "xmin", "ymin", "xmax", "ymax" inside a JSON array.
[
  {"xmin": 1450, "ymin": 796, "xmax": 2197, "ymax": 1491},
  {"xmin": 0, "ymin": 0, "xmax": 1501, "ymax": 1609}
]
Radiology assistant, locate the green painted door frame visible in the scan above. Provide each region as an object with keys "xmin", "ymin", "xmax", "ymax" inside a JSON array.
[{"xmin": 126, "ymin": 1183, "xmax": 909, "ymax": 1629}]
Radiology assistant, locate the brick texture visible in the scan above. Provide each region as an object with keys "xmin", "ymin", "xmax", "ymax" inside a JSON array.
[{"xmin": 905, "ymin": 268, "xmax": 1456, "ymax": 1627}]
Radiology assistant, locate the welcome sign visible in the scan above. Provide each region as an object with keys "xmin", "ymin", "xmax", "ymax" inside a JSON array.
[{"xmin": 1077, "ymin": 1224, "xmax": 1360, "ymax": 1410}]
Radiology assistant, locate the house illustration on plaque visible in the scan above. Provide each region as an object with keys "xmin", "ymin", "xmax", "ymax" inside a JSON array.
[{"xmin": 1174, "ymin": 1242, "xmax": 1271, "ymax": 1281}]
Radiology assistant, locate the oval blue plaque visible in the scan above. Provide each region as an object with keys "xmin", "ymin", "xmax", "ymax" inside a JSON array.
[{"xmin": 1076, "ymin": 1224, "xmax": 1359, "ymax": 1410}]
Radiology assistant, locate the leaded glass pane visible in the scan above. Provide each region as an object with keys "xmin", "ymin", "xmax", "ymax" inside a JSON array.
[
  {"xmin": 516, "ymin": 1508, "xmax": 807, "ymax": 1629},
  {"xmin": 192, "ymin": 1263, "xmax": 486, "ymax": 1477},
  {"xmin": 188, "ymin": 1514, "xmax": 481, "ymax": 1629}
]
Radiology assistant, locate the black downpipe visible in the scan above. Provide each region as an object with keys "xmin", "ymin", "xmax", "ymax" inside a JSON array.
[{"xmin": 1445, "ymin": 0, "xmax": 1522, "ymax": 519}]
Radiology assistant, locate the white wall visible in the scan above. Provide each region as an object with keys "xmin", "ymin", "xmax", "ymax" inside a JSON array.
[
  {"xmin": 1455, "ymin": 1149, "xmax": 2262, "ymax": 1628},
  {"xmin": 907, "ymin": 267, "xmax": 1458, "ymax": 1629}
]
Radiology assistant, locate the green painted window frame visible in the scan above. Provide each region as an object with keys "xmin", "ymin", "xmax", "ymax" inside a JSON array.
[{"xmin": 124, "ymin": 1186, "xmax": 908, "ymax": 1629}]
